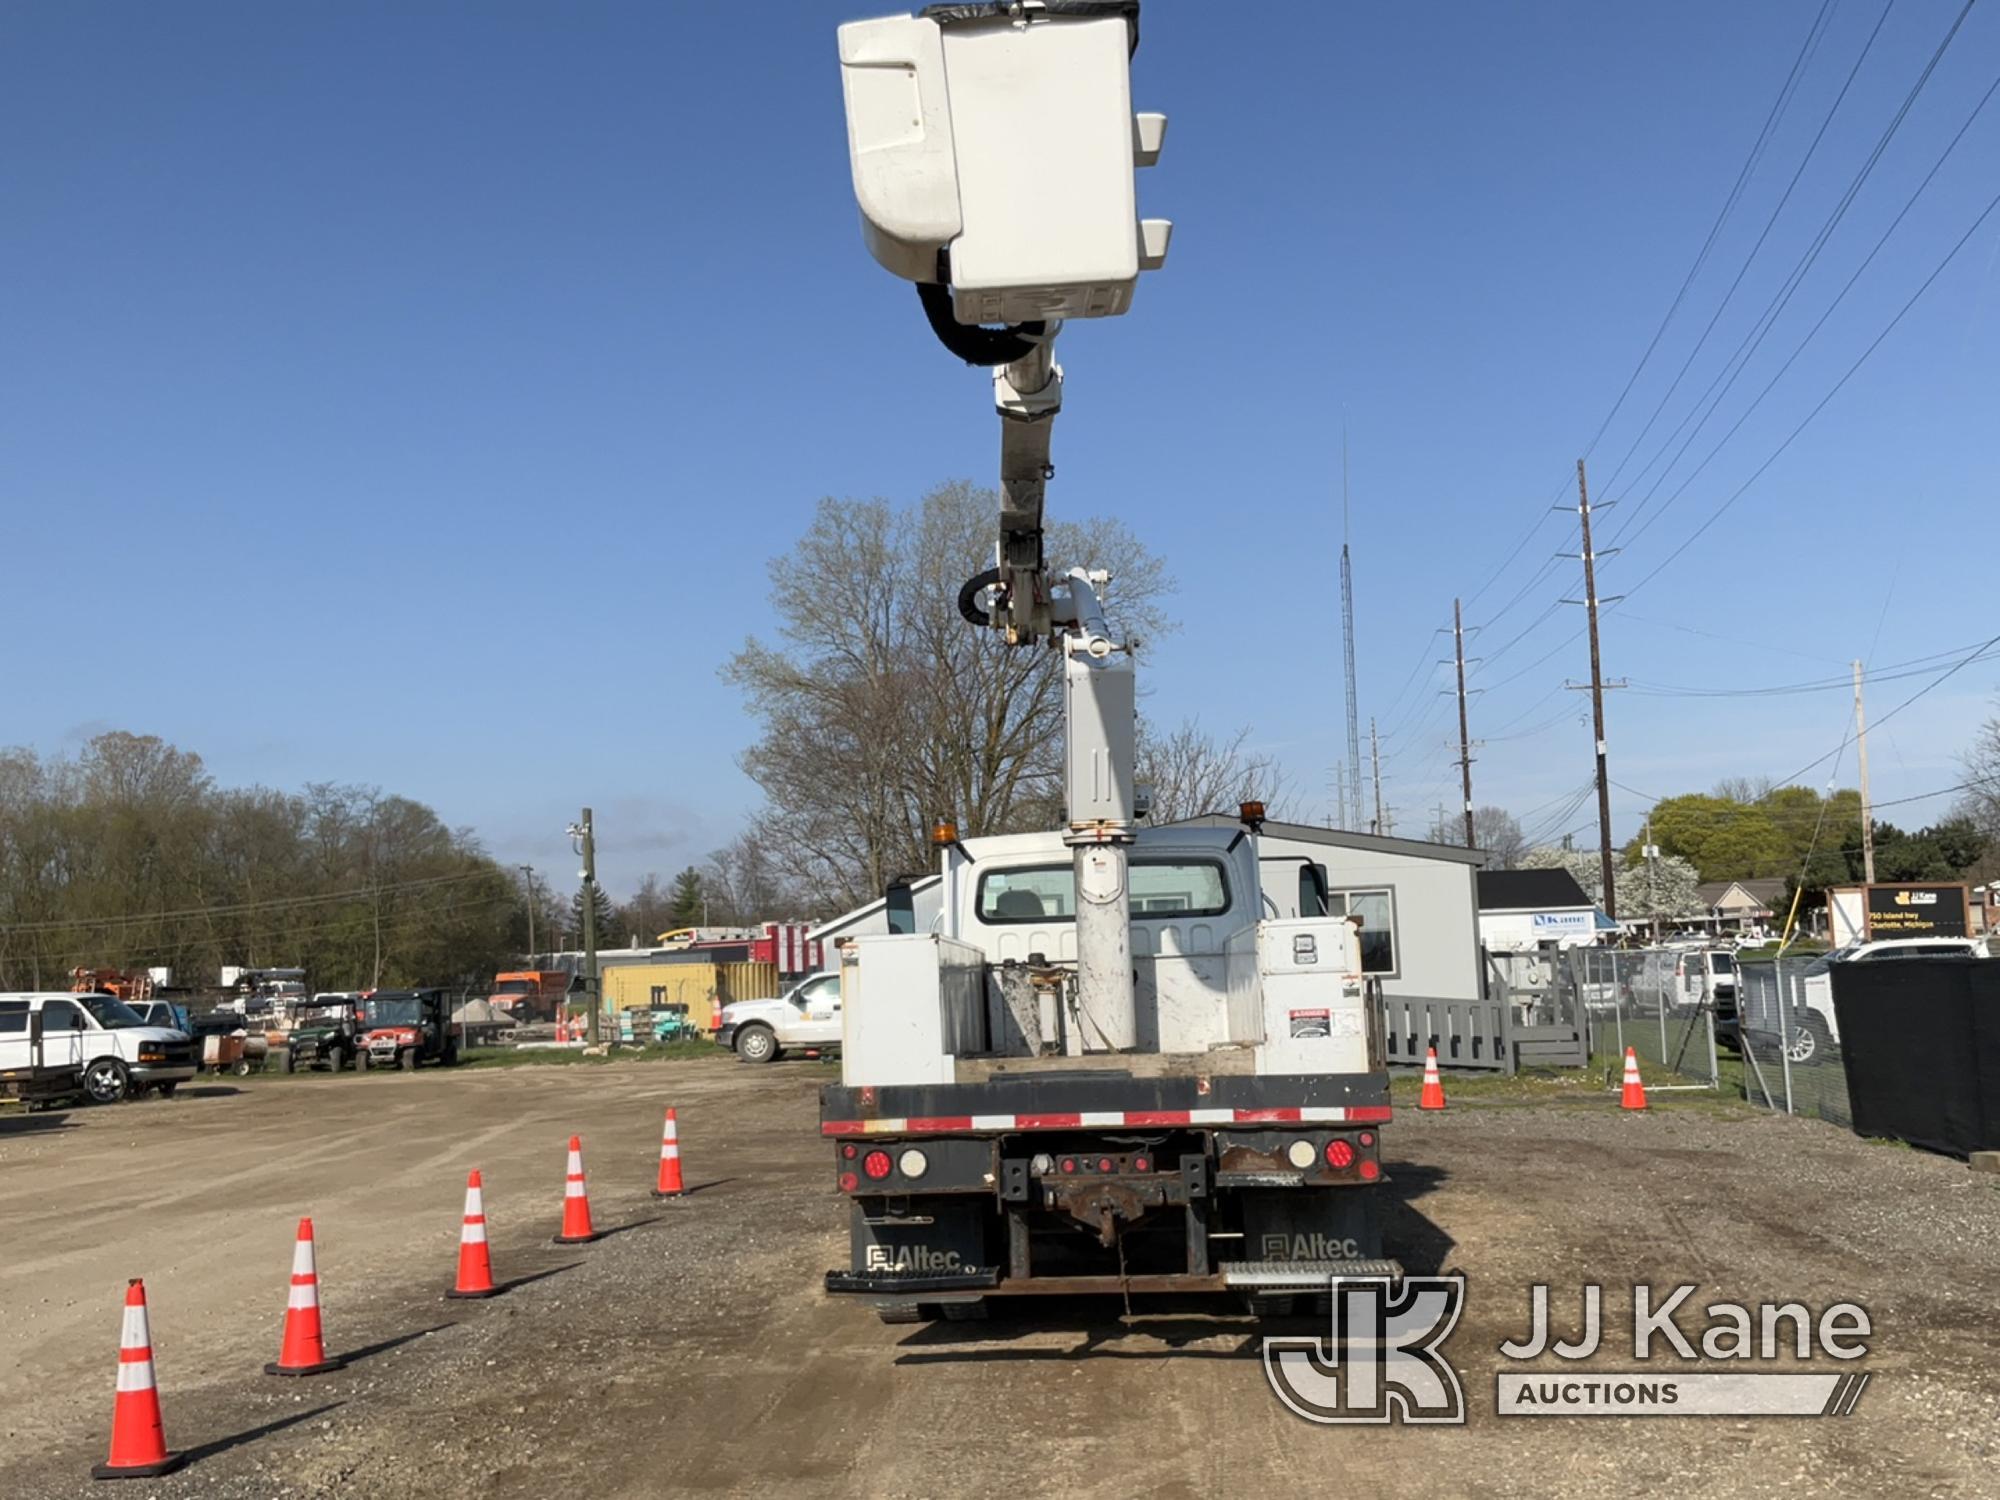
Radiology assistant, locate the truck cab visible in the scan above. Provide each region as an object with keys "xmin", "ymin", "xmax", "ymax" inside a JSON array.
[
  {"xmin": 718, "ymin": 970, "xmax": 843, "ymax": 1063},
  {"xmin": 0, "ymin": 992, "xmax": 198, "ymax": 1104}
]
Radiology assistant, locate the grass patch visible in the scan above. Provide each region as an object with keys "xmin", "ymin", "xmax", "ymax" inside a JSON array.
[{"xmin": 458, "ymin": 1039, "xmax": 724, "ymax": 1069}]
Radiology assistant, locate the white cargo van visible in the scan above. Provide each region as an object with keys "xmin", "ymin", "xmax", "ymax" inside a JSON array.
[{"xmin": 0, "ymin": 993, "xmax": 198, "ymax": 1103}]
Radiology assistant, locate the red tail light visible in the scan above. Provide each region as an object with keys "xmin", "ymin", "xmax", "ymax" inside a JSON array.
[
  {"xmin": 1325, "ymin": 1138, "xmax": 1355, "ymax": 1169},
  {"xmin": 838, "ymin": 1171, "xmax": 859, "ymax": 1192},
  {"xmin": 1359, "ymin": 1159, "xmax": 1381, "ymax": 1181},
  {"xmin": 1132, "ymin": 1156, "xmax": 1151, "ymax": 1173},
  {"xmin": 841, "ymin": 1144, "xmax": 858, "ymax": 1159},
  {"xmin": 862, "ymin": 1150, "xmax": 893, "ymax": 1179},
  {"xmin": 1097, "ymin": 1157, "xmax": 1113, "ymax": 1173}
]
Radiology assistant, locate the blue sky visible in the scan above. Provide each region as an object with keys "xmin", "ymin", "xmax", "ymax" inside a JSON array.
[{"xmin": 6, "ymin": 1, "xmax": 1997, "ymax": 895}]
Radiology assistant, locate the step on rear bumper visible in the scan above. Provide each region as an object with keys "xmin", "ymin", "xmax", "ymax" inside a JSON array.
[{"xmin": 1220, "ymin": 1258, "xmax": 1404, "ymax": 1289}]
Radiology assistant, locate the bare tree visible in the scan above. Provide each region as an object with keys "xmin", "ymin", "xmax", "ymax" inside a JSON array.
[
  {"xmin": 725, "ymin": 482, "xmax": 1172, "ymax": 910},
  {"xmin": 1134, "ymin": 720, "xmax": 1289, "ymax": 824},
  {"xmin": 1713, "ymin": 775, "xmax": 1777, "ymax": 805},
  {"xmin": 1427, "ymin": 804, "xmax": 1524, "ymax": 865}
]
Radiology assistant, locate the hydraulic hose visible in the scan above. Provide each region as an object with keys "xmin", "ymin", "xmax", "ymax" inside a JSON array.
[{"xmin": 917, "ymin": 281, "xmax": 1047, "ymax": 367}]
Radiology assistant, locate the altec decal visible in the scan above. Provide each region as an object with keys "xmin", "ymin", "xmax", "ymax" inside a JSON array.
[
  {"xmin": 864, "ymin": 1245, "xmax": 964, "ymax": 1273},
  {"xmin": 822, "ymin": 1105, "xmax": 1391, "ymax": 1135},
  {"xmin": 1262, "ymin": 1232, "xmax": 1362, "ymax": 1260}
]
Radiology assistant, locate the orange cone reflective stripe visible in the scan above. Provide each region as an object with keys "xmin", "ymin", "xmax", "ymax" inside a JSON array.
[
  {"xmin": 554, "ymin": 1135, "xmax": 603, "ymax": 1244},
  {"xmin": 93, "ymin": 1279, "xmax": 185, "ymax": 1480},
  {"xmin": 266, "ymin": 1218, "xmax": 343, "ymax": 1376},
  {"xmin": 449, "ymin": 1169, "xmax": 501, "ymax": 1298},
  {"xmin": 653, "ymin": 1108, "xmax": 686, "ymax": 1198}
]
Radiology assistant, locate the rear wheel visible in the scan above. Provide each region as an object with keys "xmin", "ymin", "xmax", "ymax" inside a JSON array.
[
  {"xmin": 441, "ymin": 1042, "xmax": 459, "ymax": 1067},
  {"xmin": 1786, "ymin": 1014, "xmax": 1833, "ymax": 1066},
  {"xmin": 233, "ymin": 1059, "xmax": 253, "ymax": 1077}
]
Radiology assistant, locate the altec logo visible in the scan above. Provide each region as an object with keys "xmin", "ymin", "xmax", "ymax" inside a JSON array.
[
  {"xmin": 1262, "ymin": 1232, "xmax": 1362, "ymax": 1261},
  {"xmin": 1264, "ymin": 1277, "xmax": 1467, "ymax": 1425},
  {"xmin": 865, "ymin": 1245, "xmax": 964, "ymax": 1273}
]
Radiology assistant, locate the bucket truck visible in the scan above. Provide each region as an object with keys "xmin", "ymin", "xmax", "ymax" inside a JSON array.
[{"xmin": 823, "ymin": 1, "xmax": 1396, "ymax": 1323}]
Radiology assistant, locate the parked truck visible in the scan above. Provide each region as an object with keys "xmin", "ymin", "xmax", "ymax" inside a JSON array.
[
  {"xmin": 486, "ymin": 970, "xmax": 571, "ymax": 1022},
  {"xmin": 820, "ymin": 4, "xmax": 1396, "ymax": 1324}
]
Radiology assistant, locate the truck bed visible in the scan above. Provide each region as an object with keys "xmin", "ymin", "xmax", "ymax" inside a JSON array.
[{"xmin": 820, "ymin": 1068, "xmax": 1389, "ymax": 1137}]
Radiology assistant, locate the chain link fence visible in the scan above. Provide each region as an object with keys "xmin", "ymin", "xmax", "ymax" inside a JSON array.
[
  {"xmin": 1735, "ymin": 956, "xmax": 1851, "ymax": 1126},
  {"xmin": 1571, "ymin": 947, "xmax": 1721, "ymax": 1090}
]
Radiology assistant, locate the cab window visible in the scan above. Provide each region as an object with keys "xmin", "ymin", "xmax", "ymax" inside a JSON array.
[
  {"xmin": 977, "ymin": 860, "xmax": 1231, "ymax": 923},
  {"xmin": 40, "ymin": 1001, "xmax": 87, "ymax": 1032}
]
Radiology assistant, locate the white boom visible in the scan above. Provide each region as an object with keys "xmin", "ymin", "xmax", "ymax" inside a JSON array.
[{"xmin": 838, "ymin": 2, "xmax": 1168, "ymax": 1047}]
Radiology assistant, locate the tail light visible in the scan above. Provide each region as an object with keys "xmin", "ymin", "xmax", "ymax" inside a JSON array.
[
  {"xmin": 1325, "ymin": 1138, "xmax": 1355, "ymax": 1169},
  {"xmin": 1359, "ymin": 1159, "xmax": 1381, "ymax": 1181},
  {"xmin": 838, "ymin": 1171, "xmax": 859, "ymax": 1192},
  {"xmin": 897, "ymin": 1148, "xmax": 929, "ymax": 1179},
  {"xmin": 862, "ymin": 1150, "xmax": 893, "ymax": 1180},
  {"xmin": 1132, "ymin": 1155, "xmax": 1151, "ymax": 1173}
]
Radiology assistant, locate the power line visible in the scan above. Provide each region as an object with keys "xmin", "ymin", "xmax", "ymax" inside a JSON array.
[
  {"xmin": 0, "ymin": 868, "xmax": 498, "ymax": 936},
  {"xmin": 1607, "ymin": 4, "xmax": 1996, "ymax": 555}
]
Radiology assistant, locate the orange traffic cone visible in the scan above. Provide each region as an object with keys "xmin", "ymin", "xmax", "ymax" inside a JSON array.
[
  {"xmin": 1418, "ymin": 1046, "xmax": 1447, "ymax": 1111},
  {"xmin": 554, "ymin": 1012, "xmax": 569, "ymax": 1043},
  {"xmin": 92, "ymin": 1279, "xmax": 185, "ymax": 1480},
  {"xmin": 266, "ymin": 1217, "xmax": 343, "ymax": 1376},
  {"xmin": 554, "ymin": 1135, "xmax": 603, "ymax": 1244},
  {"xmin": 1621, "ymin": 1047, "xmax": 1649, "ymax": 1111},
  {"xmin": 448, "ymin": 1170, "xmax": 500, "ymax": 1298},
  {"xmin": 652, "ymin": 1108, "xmax": 686, "ymax": 1198}
]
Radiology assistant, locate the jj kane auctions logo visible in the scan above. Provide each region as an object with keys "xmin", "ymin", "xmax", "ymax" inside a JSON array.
[{"xmin": 1264, "ymin": 1279, "xmax": 1873, "ymax": 1423}]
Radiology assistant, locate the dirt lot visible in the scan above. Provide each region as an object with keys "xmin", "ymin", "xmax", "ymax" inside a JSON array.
[{"xmin": 2, "ymin": 1059, "xmax": 1995, "ymax": 1499}]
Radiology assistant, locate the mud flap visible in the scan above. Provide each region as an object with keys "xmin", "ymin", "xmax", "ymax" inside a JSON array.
[
  {"xmin": 830, "ymin": 1198, "xmax": 1000, "ymax": 1293},
  {"xmin": 1236, "ymin": 1188, "xmax": 1382, "ymax": 1266}
]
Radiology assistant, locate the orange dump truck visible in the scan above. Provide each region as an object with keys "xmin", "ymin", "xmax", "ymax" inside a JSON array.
[{"xmin": 486, "ymin": 971, "xmax": 571, "ymax": 1022}]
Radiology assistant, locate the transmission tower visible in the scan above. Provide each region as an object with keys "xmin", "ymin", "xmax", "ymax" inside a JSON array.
[{"xmin": 1339, "ymin": 424, "xmax": 1363, "ymax": 832}]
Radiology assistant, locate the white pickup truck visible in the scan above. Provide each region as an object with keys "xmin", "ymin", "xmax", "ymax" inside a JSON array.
[
  {"xmin": 716, "ymin": 971, "xmax": 842, "ymax": 1064},
  {"xmin": 0, "ymin": 992, "xmax": 198, "ymax": 1103}
]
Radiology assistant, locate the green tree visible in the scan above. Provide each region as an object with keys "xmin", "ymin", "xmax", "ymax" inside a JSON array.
[
  {"xmin": 570, "ymin": 882, "xmax": 620, "ymax": 948},
  {"xmin": 668, "ymin": 867, "xmax": 706, "ymax": 927}
]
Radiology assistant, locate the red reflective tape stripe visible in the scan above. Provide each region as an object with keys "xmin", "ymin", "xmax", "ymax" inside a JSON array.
[
  {"xmin": 1232, "ymin": 1107, "xmax": 1301, "ymax": 1123},
  {"xmin": 118, "ymin": 1347, "xmax": 153, "ymax": 1363},
  {"xmin": 1014, "ymin": 1114, "xmax": 1083, "ymax": 1129},
  {"xmin": 464, "ymin": 1214, "xmax": 486, "ymax": 1225},
  {"xmin": 1347, "ymin": 1105, "xmax": 1393, "ymax": 1122},
  {"xmin": 821, "ymin": 1121, "xmax": 865, "ymax": 1135},
  {"xmin": 1122, "ymin": 1110, "xmax": 1192, "ymax": 1126},
  {"xmin": 290, "ymin": 1274, "xmax": 317, "ymax": 1285},
  {"xmin": 905, "ymin": 1116, "xmax": 974, "ymax": 1132}
]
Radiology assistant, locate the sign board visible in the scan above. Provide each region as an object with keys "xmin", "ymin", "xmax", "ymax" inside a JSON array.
[
  {"xmin": 1863, "ymin": 883, "xmax": 1969, "ymax": 939},
  {"xmin": 1530, "ymin": 911, "xmax": 1595, "ymax": 934}
]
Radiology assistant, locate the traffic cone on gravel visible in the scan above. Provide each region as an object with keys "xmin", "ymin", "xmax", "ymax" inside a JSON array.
[
  {"xmin": 554, "ymin": 1135, "xmax": 603, "ymax": 1244},
  {"xmin": 448, "ymin": 1170, "xmax": 500, "ymax": 1298},
  {"xmin": 92, "ymin": 1279, "xmax": 184, "ymax": 1480},
  {"xmin": 265, "ymin": 1218, "xmax": 343, "ymax": 1376},
  {"xmin": 1621, "ymin": 1048, "xmax": 1649, "ymax": 1111},
  {"xmin": 652, "ymin": 1108, "xmax": 686, "ymax": 1199},
  {"xmin": 1418, "ymin": 1047, "xmax": 1447, "ymax": 1111}
]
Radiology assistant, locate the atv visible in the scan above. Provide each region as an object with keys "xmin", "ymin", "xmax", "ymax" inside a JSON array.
[
  {"xmin": 277, "ymin": 996, "xmax": 363, "ymax": 1074},
  {"xmin": 357, "ymin": 988, "xmax": 460, "ymax": 1071}
]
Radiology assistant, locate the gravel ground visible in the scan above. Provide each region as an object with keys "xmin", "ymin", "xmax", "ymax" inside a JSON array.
[{"xmin": 1, "ymin": 1059, "xmax": 1995, "ymax": 1498}]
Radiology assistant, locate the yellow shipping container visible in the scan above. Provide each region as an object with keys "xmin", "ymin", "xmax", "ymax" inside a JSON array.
[{"xmin": 597, "ymin": 959, "xmax": 780, "ymax": 1032}]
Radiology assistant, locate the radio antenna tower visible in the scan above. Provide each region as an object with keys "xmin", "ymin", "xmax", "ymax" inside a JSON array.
[{"xmin": 1340, "ymin": 419, "xmax": 1364, "ymax": 832}]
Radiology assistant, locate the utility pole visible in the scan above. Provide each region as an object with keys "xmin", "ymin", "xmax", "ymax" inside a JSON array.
[
  {"xmin": 567, "ymin": 810, "xmax": 600, "ymax": 1045},
  {"xmin": 1370, "ymin": 717, "xmax": 1385, "ymax": 837},
  {"xmin": 517, "ymin": 865, "xmax": 538, "ymax": 958},
  {"xmin": 1574, "ymin": 460, "xmax": 1617, "ymax": 919},
  {"xmin": 1853, "ymin": 660, "xmax": 1875, "ymax": 883},
  {"xmin": 1452, "ymin": 598, "xmax": 1476, "ymax": 850}
]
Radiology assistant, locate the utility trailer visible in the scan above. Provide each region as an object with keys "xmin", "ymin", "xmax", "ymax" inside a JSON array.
[{"xmin": 822, "ymin": 2, "xmax": 1401, "ymax": 1320}]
